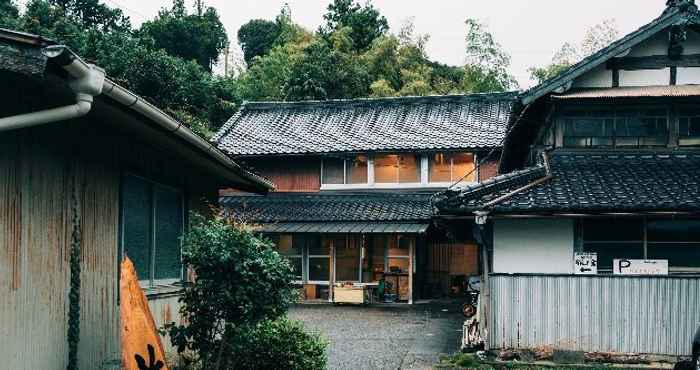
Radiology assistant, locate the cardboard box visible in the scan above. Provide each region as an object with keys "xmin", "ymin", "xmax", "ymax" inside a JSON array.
[{"xmin": 334, "ymin": 286, "xmax": 365, "ymax": 304}]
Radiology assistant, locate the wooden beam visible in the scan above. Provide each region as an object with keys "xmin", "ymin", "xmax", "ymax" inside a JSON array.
[
  {"xmin": 329, "ymin": 239, "xmax": 335, "ymax": 303},
  {"xmin": 408, "ymin": 240, "xmax": 414, "ymax": 305},
  {"xmin": 671, "ymin": 66, "xmax": 678, "ymax": 85},
  {"xmin": 612, "ymin": 68, "xmax": 620, "ymax": 87},
  {"xmin": 607, "ymin": 53, "xmax": 700, "ymax": 70}
]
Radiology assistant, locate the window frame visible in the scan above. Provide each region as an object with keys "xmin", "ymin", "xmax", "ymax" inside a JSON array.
[
  {"xmin": 333, "ymin": 235, "xmax": 363, "ymax": 283},
  {"xmin": 307, "ymin": 240, "xmax": 331, "ymax": 285},
  {"xmin": 578, "ymin": 218, "xmax": 700, "ymax": 274},
  {"xmin": 559, "ymin": 106, "xmax": 670, "ymax": 149},
  {"xmin": 119, "ymin": 173, "xmax": 186, "ymax": 288},
  {"xmin": 320, "ymin": 153, "xmax": 478, "ymax": 190}
]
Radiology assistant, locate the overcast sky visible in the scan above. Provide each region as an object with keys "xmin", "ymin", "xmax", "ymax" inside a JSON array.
[{"xmin": 97, "ymin": 0, "xmax": 667, "ymax": 88}]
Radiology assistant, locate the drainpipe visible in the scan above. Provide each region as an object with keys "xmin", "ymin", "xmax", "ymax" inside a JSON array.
[
  {"xmin": 0, "ymin": 45, "xmax": 105, "ymax": 131},
  {"xmin": 473, "ymin": 210, "xmax": 491, "ymax": 349}
]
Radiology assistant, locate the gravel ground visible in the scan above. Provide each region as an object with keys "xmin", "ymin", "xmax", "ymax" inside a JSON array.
[{"xmin": 288, "ymin": 300, "xmax": 464, "ymax": 370}]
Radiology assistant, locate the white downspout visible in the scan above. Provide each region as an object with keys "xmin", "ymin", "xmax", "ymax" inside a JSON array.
[{"xmin": 0, "ymin": 45, "xmax": 105, "ymax": 131}]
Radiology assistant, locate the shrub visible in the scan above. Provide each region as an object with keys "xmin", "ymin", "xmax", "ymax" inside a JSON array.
[
  {"xmin": 166, "ymin": 214, "xmax": 298, "ymax": 369},
  {"xmin": 221, "ymin": 318, "xmax": 328, "ymax": 370}
]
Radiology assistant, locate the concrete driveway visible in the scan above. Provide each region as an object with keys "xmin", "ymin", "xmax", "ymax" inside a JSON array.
[{"xmin": 288, "ymin": 300, "xmax": 464, "ymax": 370}]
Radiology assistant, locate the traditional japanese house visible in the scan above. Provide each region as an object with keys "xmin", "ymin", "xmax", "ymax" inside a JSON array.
[
  {"xmin": 214, "ymin": 94, "xmax": 517, "ymax": 303},
  {"xmin": 0, "ymin": 28, "xmax": 272, "ymax": 369},
  {"xmin": 436, "ymin": 0, "xmax": 700, "ymax": 356}
]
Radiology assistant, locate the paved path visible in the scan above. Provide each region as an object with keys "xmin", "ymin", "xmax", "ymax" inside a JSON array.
[{"xmin": 288, "ymin": 300, "xmax": 464, "ymax": 370}]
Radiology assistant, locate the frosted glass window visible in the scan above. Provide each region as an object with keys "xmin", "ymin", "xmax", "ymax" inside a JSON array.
[{"xmin": 121, "ymin": 175, "xmax": 184, "ymax": 286}]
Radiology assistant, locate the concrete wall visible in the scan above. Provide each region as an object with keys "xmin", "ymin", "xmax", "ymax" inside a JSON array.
[{"xmin": 492, "ymin": 219, "xmax": 574, "ymax": 274}]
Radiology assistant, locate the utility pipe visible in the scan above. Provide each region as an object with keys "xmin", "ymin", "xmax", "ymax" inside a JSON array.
[
  {"xmin": 0, "ymin": 45, "xmax": 105, "ymax": 132},
  {"xmin": 0, "ymin": 44, "xmax": 272, "ymax": 190}
]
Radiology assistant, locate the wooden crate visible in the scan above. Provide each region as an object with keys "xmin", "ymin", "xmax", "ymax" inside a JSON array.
[{"xmin": 334, "ymin": 286, "xmax": 365, "ymax": 304}]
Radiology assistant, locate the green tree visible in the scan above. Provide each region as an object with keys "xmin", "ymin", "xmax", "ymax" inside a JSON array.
[
  {"xmin": 462, "ymin": 18, "xmax": 517, "ymax": 92},
  {"xmin": 165, "ymin": 214, "xmax": 298, "ymax": 368},
  {"xmin": 321, "ymin": 0, "xmax": 388, "ymax": 52},
  {"xmin": 237, "ymin": 19, "xmax": 281, "ymax": 65},
  {"xmin": 0, "ymin": 0, "xmax": 20, "ymax": 28},
  {"xmin": 283, "ymin": 33, "xmax": 370, "ymax": 101},
  {"xmin": 139, "ymin": 0, "xmax": 228, "ymax": 71},
  {"xmin": 529, "ymin": 19, "xmax": 619, "ymax": 84}
]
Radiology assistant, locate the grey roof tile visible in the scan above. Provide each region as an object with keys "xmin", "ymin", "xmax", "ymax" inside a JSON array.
[
  {"xmin": 220, "ymin": 192, "xmax": 434, "ymax": 223},
  {"xmin": 213, "ymin": 93, "xmax": 518, "ymax": 156},
  {"xmin": 436, "ymin": 150, "xmax": 700, "ymax": 215}
]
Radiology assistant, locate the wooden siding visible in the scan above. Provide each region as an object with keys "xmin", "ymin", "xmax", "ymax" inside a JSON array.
[
  {"xmin": 423, "ymin": 239, "xmax": 479, "ymax": 298},
  {"xmin": 479, "ymin": 156, "xmax": 500, "ymax": 182},
  {"xmin": 0, "ymin": 106, "xmax": 222, "ymax": 368},
  {"xmin": 242, "ymin": 157, "xmax": 321, "ymax": 192}
]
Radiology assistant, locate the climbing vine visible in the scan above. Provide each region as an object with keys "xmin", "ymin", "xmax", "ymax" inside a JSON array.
[{"xmin": 67, "ymin": 173, "xmax": 82, "ymax": 370}]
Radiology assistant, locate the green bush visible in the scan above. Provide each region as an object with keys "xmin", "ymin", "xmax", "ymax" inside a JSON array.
[
  {"xmin": 221, "ymin": 318, "xmax": 328, "ymax": 370},
  {"xmin": 165, "ymin": 214, "xmax": 299, "ymax": 369}
]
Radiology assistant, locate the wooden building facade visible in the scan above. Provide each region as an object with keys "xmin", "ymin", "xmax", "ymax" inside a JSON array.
[
  {"xmin": 436, "ymin": 0, "xmax": 700, "ymax": 356},
  {"xmin": 0, "ymin": 29, "xmax": 271, "ymax": 369},
  {"xmin": 215, "ymin": 94, "xmax": 515, "ymax": 303}
]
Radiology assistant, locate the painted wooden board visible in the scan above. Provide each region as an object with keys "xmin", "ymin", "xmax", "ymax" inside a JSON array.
[{"xmin": 120, "ymin": 257, "xmax": 169, "ymax": 370}]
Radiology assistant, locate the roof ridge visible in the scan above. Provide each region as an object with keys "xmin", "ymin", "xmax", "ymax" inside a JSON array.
[
  {"xmin": 240, "ymin": 92, "xmax": 520, "ymax": 110},
  {"xmin": 446, "ymin": 164, "xmax": 548, "ymax": 204}
]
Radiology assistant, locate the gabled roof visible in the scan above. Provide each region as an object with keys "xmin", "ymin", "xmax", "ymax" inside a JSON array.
[
  {"xmin": 213, "ymin": 93, "xmax": 518, "ymax": 156},
  {"xmin": 436, "ymin": 150, "xmax": 700, "ymax": 216},
  {"xmin": 220, "ymin": 192, "xmax": 434, "ymax": 223},
  {"xmin": 521, "ymin": 2, "xmax": 700, "ymax": 105},
  {"xmin": 0, "ymin": 28, "xmax": 273, "ymax": 192}
]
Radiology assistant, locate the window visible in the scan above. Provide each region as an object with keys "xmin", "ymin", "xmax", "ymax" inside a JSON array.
[
  {"xmin": 678, "ymin": 108, "xmax": 700, "ymax": 146},
  {"xmin": 308, "ymin": 238, "xmax": 330, "ymax": 282},
  {"xmin": 647, "ymin": 220, "xmax": 700, "ymax": 271},
  {"xmin": 387, "ymin": 235, "xmax": 412, "ymax": 273},
  {"xmin": 562, "ymin": 108, "xmax": 668, "ymax": 148},
  {"xmin": 121, "ymin": 175, "xmax": 184, "ymax": 286},
  {"xmin": 335, "ymin": 236, "xmax": 362, "ymax": 281},
  {"xmin": 322, "ymin": 155, "xmax": 368, "ymax": 185},
  {"xmin": 582, "ymin": 219, "xmax": 644, "ymax": 271},
  {"xmin": 581, "ymin": 218, "xmax": 700, "ymax": 273},
  {"xmin": 367, "ymin": 236, "xmax": 387, "ymax": 282},
  {"xmin": 429, "ymin": 153, "xmax": 476, "ymax": 183},
  {"xmin": 274, "ymin": 235, "xmax": 303, "ymax": 281},
  {"xmin": 375, "ymin": 154, "xmax": 420, "ymax": 183},
  {"xmin": 321, "ymin": 158, "xmax": 344, "ymax": 184},
  {"xmin": 346, "ymin": 155, "xmax": 368, "ymax": 184}
]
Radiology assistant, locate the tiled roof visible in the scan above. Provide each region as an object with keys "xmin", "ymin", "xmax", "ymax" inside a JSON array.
[
  {"xmin": 435, "ymin": 150, "xmax": 700, "ymax": 215},
  {"xmin": 220, "ymin": 192, "xmax": 434, "ymax": 223},
  {"xmin": 213, "ymin": 93, "xmax": 518, "ymax": 156}
]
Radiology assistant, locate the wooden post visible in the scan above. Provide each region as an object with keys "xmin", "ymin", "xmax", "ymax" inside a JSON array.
[
  {"xmin": 480, "ymin": 228, "xmax": 491, "ymax": 349},
  {"xmin": 329, "ymin": 238, "xmax": 335, "ymax": 303},
  {"xmin": 408, "ymin": 239, "xmax": 414, "ymax": 305}
]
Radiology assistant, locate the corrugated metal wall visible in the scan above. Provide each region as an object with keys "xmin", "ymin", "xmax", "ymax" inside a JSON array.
[
  {"xmin": 0, "ymin": 130, "xmax": 120, "ymax": 369},
  {"xmin": 148, "ymin": 294, "xmax": 184, "ymax": 353},
  {"xmin": 489, "ymin": 274, "xmax": 700, "ymax": 355}
]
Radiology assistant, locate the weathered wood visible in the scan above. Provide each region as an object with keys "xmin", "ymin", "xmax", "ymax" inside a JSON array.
[{"xmin": 607, "ymin": 53, "xmax": 700, "ymax": 70}]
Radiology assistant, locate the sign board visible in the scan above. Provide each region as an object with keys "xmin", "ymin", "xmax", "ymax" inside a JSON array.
[
  {"xmin": 574, "ymin": 252, "xmax": 598, "ymax": 275},
  {"xmin": 613, "ymin": 259, "xmax": 668, "ymax": 275}
]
